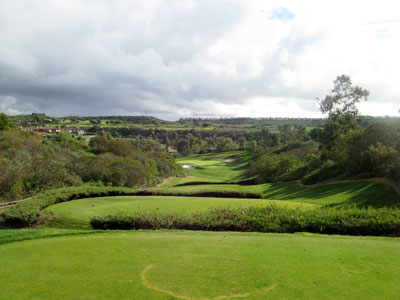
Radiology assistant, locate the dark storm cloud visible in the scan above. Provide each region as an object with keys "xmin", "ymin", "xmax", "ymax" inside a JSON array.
[{"xmin": 0, "ymin": 0, "xmax": 248, "ymax": 118}]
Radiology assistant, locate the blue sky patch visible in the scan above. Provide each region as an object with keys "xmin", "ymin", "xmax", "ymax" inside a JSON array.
[
  {"xmin": 366, "ymin": 18, "xmax": 400, "ymax": 25},
  {"xmin": 268, "ymin": 7, "xmax": 295, "ymax": 21}
]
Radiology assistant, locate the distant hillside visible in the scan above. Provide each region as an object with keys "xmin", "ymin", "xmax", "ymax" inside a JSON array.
[
  {"xmin": 10, "ymin": 114, "xmax": 400, "ymax": 132},
  {"xmin": 10, "ymin": 114, "xmax": 167, "ymax": 126},
  {"xmin": 70, "ymin": 115, "xmax": 167, "ymax": 124}
]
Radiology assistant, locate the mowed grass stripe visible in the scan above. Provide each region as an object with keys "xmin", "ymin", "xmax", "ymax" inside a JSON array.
[
  {"xmin": 0, "ymin": 231, "xmax": 399, "ymax": 300},
  {"xmin": 176, "ymin": 151, "xmax": 250, "ymax": 182},
  {"xmin": 42, "ymin": 196, "xmax": 316, "ymax": 229}
]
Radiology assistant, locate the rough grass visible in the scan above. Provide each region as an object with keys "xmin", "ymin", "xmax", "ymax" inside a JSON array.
[
  {"xmin": 0, "ymin": 230, "xmax": 399, "ymax": 300},
  {"xmin": 42, "ymin": 196, "xmax": 316, "ymax": 229}
]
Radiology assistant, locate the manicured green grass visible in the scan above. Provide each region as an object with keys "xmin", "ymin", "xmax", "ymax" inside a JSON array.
[
  {"xmin": 154, "ymin": 184, "xmax": 264, "ymax": 197},
  {"xmin": 175, "ymin": 151, "xmax": 250, "ymax": 182},
  {"xmin": 159, "ymin": 176, "xmax": 222, "ymax": 188},
  {"xmin": 0, "ymin": 228, "xmax": 98, "ymax": 245},
  {"xmin": 42, "ymin": 196, "xmax": 316, "ymax": 228},
  {"xmin": 0, "ymin": 230, "xmax": 399, "ymax": 300},
  {"xmin": 166, "ymin": 151, "xmax": 400, "ymax": 208},
  {"xmin": 155, "ymin": 181, "xmax": 400, "ymax": 208},
  {"xmin": 262, "ymin": 181, "xmax": 400, "ymax": 208}
]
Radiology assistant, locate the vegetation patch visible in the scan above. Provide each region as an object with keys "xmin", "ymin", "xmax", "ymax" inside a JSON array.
[{"xmin": 90, "ymin": 204, "xmax": 400, "ymax": 236}]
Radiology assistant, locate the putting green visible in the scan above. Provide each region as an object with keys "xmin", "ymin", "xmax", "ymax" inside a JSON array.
[
  {"xmin": 42, "ymin": 196, "xmax": 316, "ymax": 228},
  {"xmin": 0, "ymin": 231, "xmax": 399, "ymax": 300}
]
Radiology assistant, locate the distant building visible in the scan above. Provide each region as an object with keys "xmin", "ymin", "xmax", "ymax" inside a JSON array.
[
  {"xmin": 168, "ymin": 146, "xmax": 178, "ymax": 153},
  {"xmin": 22, "ymin": 126, "xmax": 85, "ymax": 136},
  {"xmin": 66, "ymin": 127, "xmax": 85, "ymax": 136}
]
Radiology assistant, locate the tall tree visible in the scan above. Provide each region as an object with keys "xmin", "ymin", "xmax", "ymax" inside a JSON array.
[
  {"xmin": 318, "ymin": 75, "xmax": 369, "ymax": 117},
  {"xmin": 318, "ymin": 75, "xmax": 369, "ymax": 149}
]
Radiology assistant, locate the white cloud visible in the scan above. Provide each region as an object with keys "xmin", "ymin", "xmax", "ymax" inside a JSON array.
[
  {"xmin": 0, "ymin": 96, "xmax": 20, "ymax": 115},
  {"xmin": 0, "ymin": 0, "xmax": 399, "ymax": 119}
]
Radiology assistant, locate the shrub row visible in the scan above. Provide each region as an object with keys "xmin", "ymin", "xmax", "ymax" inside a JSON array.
[{"xmin": 90, "ymin": 205, "xmax": 400, "ymax": 236}]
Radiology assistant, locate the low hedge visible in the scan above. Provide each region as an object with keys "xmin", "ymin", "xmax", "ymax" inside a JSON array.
[{"xmin": 90, "ymin": 205, "xmax": 400, "ymax": 236}]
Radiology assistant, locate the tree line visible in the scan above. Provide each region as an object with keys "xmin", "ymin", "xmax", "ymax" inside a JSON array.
[
  {"xmin": 0, "ymin": 118, "xmax": 182, "ymax": 201},
  {"xmin": 249, "ymin": 75, "xmax": 400, "ymax": 184}
]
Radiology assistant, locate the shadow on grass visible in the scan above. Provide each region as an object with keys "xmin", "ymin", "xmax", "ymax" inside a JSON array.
[
  {"xmin": 226, "ymin": 153, "xmax": 252, "ymax": 180},
  {"xmin": 262, "ymin": 182, "xmax": 400, "ymax": 208}
]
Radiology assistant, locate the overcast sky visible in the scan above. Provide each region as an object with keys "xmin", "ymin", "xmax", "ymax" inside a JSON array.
[{"xmin": 1, "ymin": 0, "xmax": 400, "ymax": 120}]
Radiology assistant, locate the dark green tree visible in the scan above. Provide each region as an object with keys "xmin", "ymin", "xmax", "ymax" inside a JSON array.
[
  {"xmin": 0, "ymin": 113, "xmax": 14, "ymax": 131},
  {"xmin": 177, "ymin": 138, "xmax": 190, "ymax": 155}
]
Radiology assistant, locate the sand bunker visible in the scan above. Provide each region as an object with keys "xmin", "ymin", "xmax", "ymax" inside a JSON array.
[{"xmin": 182, "ymin": 164, "xmax": 196, "ymax": 169}]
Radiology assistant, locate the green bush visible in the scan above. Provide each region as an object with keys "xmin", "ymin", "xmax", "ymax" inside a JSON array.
[
  {"xmin": 250, "ymin": 154, "xmax": 300, "ymax": 183},
  {"xmin": 0, "ymin": 129, "xmax": 182, "ymax": 202},
  {"xmin": 91, "ymin": 205, "xmax": 400, "ymax": 236}
]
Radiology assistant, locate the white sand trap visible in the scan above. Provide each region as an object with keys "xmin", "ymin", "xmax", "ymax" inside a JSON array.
[
  {"xmin": 213, "ymin": 158, "xmax": 236, "ymax": 163},
  {"xmin": 182, "ymin": 164, "xmax": 196, "ymax": 169}
]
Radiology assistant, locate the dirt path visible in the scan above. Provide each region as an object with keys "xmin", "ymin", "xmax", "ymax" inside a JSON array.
[
  {"xmin": 156, "ymin": 177, "xmax": 176, "ymax": 187},
  {"xmin": 0, "ymin": 198, "xmax": 33, "ymax": 211},
  {"xmin": 297, "ymin": 177, "xmax": 400, "ymax": 195}
]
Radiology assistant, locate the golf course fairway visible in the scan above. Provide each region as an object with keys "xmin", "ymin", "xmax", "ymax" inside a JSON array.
[{"xmin": 1, "ymin": 230, "xmax": 399, "ymax": 300}]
